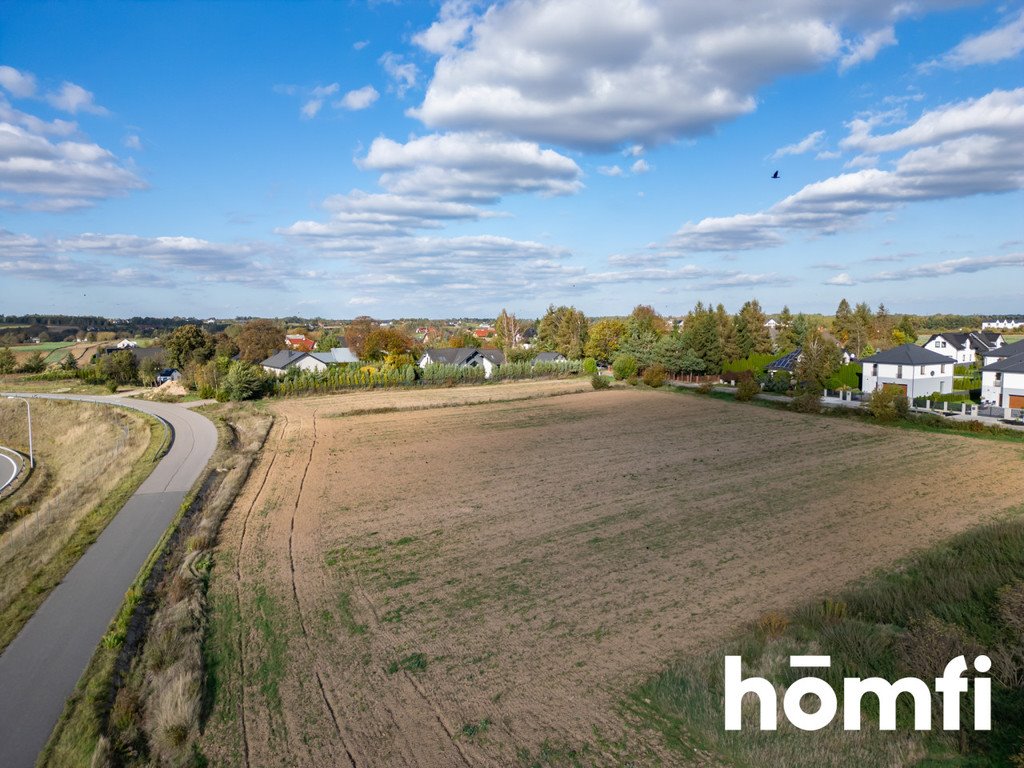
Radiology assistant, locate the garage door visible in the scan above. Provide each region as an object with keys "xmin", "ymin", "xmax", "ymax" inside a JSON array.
[{"xmin": 1010, "ymin": 395, "xmax": 1024, "ymax": 408}]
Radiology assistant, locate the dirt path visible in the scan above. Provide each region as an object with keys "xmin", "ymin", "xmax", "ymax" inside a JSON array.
[{"xmin": 202, "ymin": 386, "xmax": 1024, "ymax": 767}]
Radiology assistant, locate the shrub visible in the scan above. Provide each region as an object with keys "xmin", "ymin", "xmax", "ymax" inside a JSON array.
[
  {"xmin": 763, "ymin": 371, "xmax": 791, "ymax": 394},
  {"xmin": 224, "ymin": 361, "xmax": 269, "ymax": 401},
  {"xmin": 590, "ymin": 374, "xmax": 610, "ymax": 390},
  {"xmin": 866, "ymin": 385, "xmax": 909, "ymax": 422},
  {"xmin": 642, "ymin": 363, "xmax": 668, "ymax": 388},
  {"xmin": 695, "ymin": 382, "xmax": 716, "ymax": 395},
  {"xmin": 626, "ymin": 375, "xmax": 639, "ymax": 386},
  {"xmin": 612, "ymin": 354, "xmax": 638, "ymax": 381},
  {"xmin": 582, "ymin": 357, "xmax": 598, "ymax": 375},
  {"xmin": 735, "ymin": 377, "xmax": 761, "ymax": 401},
  {"xmin": 790, "ymin": 390, "xmax": 822, "ymax": 413}
]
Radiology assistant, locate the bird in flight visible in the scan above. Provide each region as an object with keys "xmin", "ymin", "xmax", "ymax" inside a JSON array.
[{"xmin": 771, "ymin": 170, "xmax": 780, "ymax": 179}]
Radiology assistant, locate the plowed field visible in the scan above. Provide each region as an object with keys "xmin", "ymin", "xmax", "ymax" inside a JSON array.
[{"xmin": 200, "ymin": 383, "xmax": 1024, "ymax": 767}]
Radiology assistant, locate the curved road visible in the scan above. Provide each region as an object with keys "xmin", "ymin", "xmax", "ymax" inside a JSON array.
[
  {"xmin": 0, "ymin": 446, "xmax": 19, "ymax": 493},
  {"xmin": 0, "ymin": 394, "xmax": 218, "ymax": 768}
]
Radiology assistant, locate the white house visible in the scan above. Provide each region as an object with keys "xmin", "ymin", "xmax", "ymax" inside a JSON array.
[
  {"xmin": 981, "ymin": 353, "xmax": 1024, "ymax": 409},
  {"xmin": 980, "ymin": 338, "xmax": 1024, "ymax": 367},
  {"xmin": 859, "ymin": 344, "xmax": 955, "ymax": 399},
  {"xmin": 115, "ymin": 339, "xmax": 138, "ymax": 349},
  {"xmin": 982, "ymin": 319, "xmax": 1023, "ymax": 331},
  {"xmin": 261, "ymin": 349, "xmax": 328, "ymax": 376},
  {"xmin": 155, "ymin": 368, "xmax": 181, "ymax": 385},
  {"xmin": 922, "ymin": 332, "xmax": 1002, "ymax": 365},
  {"xmin": 418, "ymin": 347, "xmax": 506, "ymax": 379}
]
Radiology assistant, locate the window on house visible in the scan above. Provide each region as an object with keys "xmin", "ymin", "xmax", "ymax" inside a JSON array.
[
  {"xmin": 996, "ymin": 372, "xmax": 1002, "ymax": 382},
  {"xmin": 871, "ymin": 364, "xmax": 878, "ymax": 376},
  {"xmin": 941, "ymin": 364, "xmax": 945, "ymax": 373},
  {"xmin": 920, "ymin": 365, "xmax": 926, "ymax": 374},
  {"xmin": 897, "ymin": 365, "xmax": 903, "ymax": 378}
]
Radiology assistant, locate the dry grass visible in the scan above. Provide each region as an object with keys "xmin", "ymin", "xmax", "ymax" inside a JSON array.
[{"xmin": 0, "ymin": 400, "xmax": 153, "ymax": 637}]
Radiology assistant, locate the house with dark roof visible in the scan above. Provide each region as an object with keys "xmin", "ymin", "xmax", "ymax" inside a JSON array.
[
  {"xmin": 981, "ymin": 352, "xmax": 1024, "ymax": 409},
  {"xmin": 261, "ymin": 349, "xmax": 327, "ymax": 376},
  {"xmin": 980, "ymin": 338, "xmax": 1024, "ymax": 367},
  {"xmin": 418, "ymin": 347, "xmax": 505, "ymax": 378},
  {"xmin": 155, "ymin": 368, "xmax": 181, "ymax": 385},
  {"xmin": 310, "ymin": 347, "xmax": 358, "ymax": 365},
  {"xmin": 922, "ymin": 332, "xmax": 1002, "ymax": 365},
  {"xmin": 859, "ymin": 344, "xmax": 956, "ymax": 399},
  {"xmin": 765, "ymin": 347, "xmax": 855, "ymax": 376},
  {"xmin": 533, "ymin": 351, "xmax": 566, "ymax": 363}
]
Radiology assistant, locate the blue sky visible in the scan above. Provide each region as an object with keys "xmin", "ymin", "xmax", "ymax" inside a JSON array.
[{"xmin": 1, "ymin": 0, "xmax": 1021, "ymax": 319}]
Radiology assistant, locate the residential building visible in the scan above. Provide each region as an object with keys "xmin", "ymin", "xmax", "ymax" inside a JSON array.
[
  {"xmin": 533, "ymin": 352, "xmax": 567, "ymax": 363},
  {"xmin": 115, "ymin": 339, "xmax": 138, "ymax": 349},
  {"xmin": 982, "ymin": 319, "xmax": 1024, "ymax": 331},
  {"xmin": 418, "ymin": 347, "xmax": 505, "ymax": 379},
  {"xmin": 285, "ymin": 334, "xmax": 315, "ymax": 352},
  {"xmin": 981, "ymin": 353, "xmax": 1024, "ymax": 408},
  {"xmin": 261, "ymin": 350, "xmax": 327, "ymax": 376},
  {"xmin": 859, "ymin": 344, "xmax": 955, "ymax": 399},
  {"xmin": 155, "ymin": 368, "xmax": 181, "ymax": 385},
  {"xmin": 309, "ymin": 347, "xmax": 358, "ymax": 365},
  {"xmin": 765, "ymin": 347, "xmax": 855, "ymax": 376},
  {"xmin": 981, "ymin": 338, "xmax": 1024, "ymax": 367},
  {"xmin": 922, "ymin": 332, "xmax": 1002, "ymax": 365}
]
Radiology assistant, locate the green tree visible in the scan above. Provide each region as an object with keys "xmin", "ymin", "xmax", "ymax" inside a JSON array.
[
  {"xmin": 537, "ymin": 305, "xmax": 588, "ymax": 359},
  {"xmin": 679, "ymin": 348, "xmax": 707, "ymax": 376},
  {"xmin": 777, "ymin": 305, "xmax": 796, "ymax": 350},
  {"xmin": 627, "ymin": 304, "xmax": 668, "ymax": 335},
  {"xmin": 794, "ymin": 328, "xmax": 841, "ymax": 391},
  {"xmin": 583, "ymin": 318, "xmax": 626, "ymax": 364},
  {"xmin": 0, "ymin": 347, "xmax": 16, "ymax": 374},
  {"xmin": 652, "ymin": 333, "xmax": 690, "ymax": 374},
  {"xmin": 17, "ymin": 351, "xmax": 46, "ymax": 374},
  {"xmin": 139, "ymin": 357, "xmax": 162, "ymax": 386},
  {"xmin": 715, "ymin": 304, "xmax": 740, "ymax": 363},
  {"xmin": 616, "ymin": 325, "xmax": 660, "ymax": 369},
  {"xmin": 612, "ymin": 354, "xmax": 638, "ymax": 380},
  {"xmin": 833, "ymin": 299, "xmax": 854, "ymax": 346},
  {"xmin": 734, "ymin": 299, "xmax": 772, "ymax": 358},
  {"xmin": 99, "ymin": 350, "xmax": 139, "ymax": 385},
  {"xmin": 224, "ymin": 361, "xmax": 268, "ymax": 401},
  {"xmin": 362, "ymin": 327, "xmax": 414, "ymax": 361},
  {"xmin": 317, "ymin": 329, "xmax": 344, "ymax": 351},
  {"xmin": 236, "ymin": 319, "xmax": 283, "ymax": 363},
  {"xmin": 896, "ymin": 315, "xmax": 917, "ymax": 342},
  {"xmin": 791, "ymin": 313, "xmax": 811, "ymax": 347},
  {"xmin": 59, "ymin": 352, "xmax": 79, "ymax": 371},
  {"xmin": 682, "ymin": 303, "xmax": 723, "ymax": 373},
  {"xmin": 850, "ymin": 302, "xmax": 874, "ymax": 355},
  {"xmin": 165, "ymin": 324, "xmax": 214, "ymax": 369}
]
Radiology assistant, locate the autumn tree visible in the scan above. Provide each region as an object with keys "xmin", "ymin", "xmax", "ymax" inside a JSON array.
[
  {"xmin": 627, "ymin": 305, "xmax": 668, "ymax": 335},
  {"xmin": 236, "ymin": 319, "xmax": 283, "ymax": 363},
  {"xmin": 362, "ymin": 327, "xmax": 414, "ymax": 361},
  {"xmin": 165, "ymin": 324, "xmax": 214, "ymax": 369},
  {"xmin": 99, "ymin": 350, "xmax": 139, "ymax": 385},
  {"xmin": 445, "ymin": 330, "xmax": 482, "ymax": 348},
  {"xmin": 795, "ymin": 328, "xmax": 841, "ymax": 391},
  {"xmin": 344, "ymin": 316, "xmax": 379, "ymax": 359},
  {"xmin": 494, "ymin": 309, "xmax": 521, "ymax": 354},
  {"xmin": 584, "ymin": 318, "xmax": 626, "ymax": 365}
]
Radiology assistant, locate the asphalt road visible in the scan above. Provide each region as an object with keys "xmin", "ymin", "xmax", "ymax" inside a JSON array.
[
  {"xmin": 0, "ymin": 394, "xmax": 218, "ymax": 768},
  {"xmin": 0, "ymin": 447, "xmax": 18, "ymax": 493}
]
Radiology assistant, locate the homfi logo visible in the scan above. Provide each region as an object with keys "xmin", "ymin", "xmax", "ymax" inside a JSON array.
[{"xmin": 724, "ymin": 654, "xmax": 991, "ymax": 731}]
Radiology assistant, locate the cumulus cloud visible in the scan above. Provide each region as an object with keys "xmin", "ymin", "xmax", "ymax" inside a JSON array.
[
  {"xmin": 630, "ymin": 158, "xmax": 651, "ymax": 174},
  {"xmin": 357, "ymin": 132, "xmax": 583, "ymax": 201},
  {"xmin": 598, "ymin": 164, "xmax": 623, "ymax": 176},
  {"xmin": 379, "ymin": 52, "xmax": 419, "ymax": 97},
  {"xmin": 0, "ymin": 119, "xmax": 145, "ymax": 210},
  {"xmin": 0, "ymin": 66, "xmax": 37, "ymax": 98},
  {"xmin": 668, "ymin": 89, "xmax": 1024, "ymax": 253},
  {"xmin": 838, "ymin": 26, "xmax": 896, "ymax": 72},
  {"xmin": 412, "ymin": 0, "xmax": 475, "ymax": 54},
  {"xmin": 338, "ymin": 85, "xmax": 380, "ymax": 111},
  {"xmin": 926, "ymin": 9, "xmax": 1024, "ymax": 69},
  {"xmin": 862, "ymin": 253, "xmax": 1024, "ymax": 282},
  {"xmin": 45, "ymin": 81, "xmax": 108, "ymax": 115},
  {"xmin": 771, "ymin": 129, "xmax": 825, "ymax": 159},
  {"xmin": 407, "ymin": 0, "xmax": 958, "ymax": 150},
  {"xmin": 825, "ymin": 272, "xmax": 856, "ymax": 285},
  {"xmin": 301, "ymin": 83, "xmax": 340, "ymax": 119}
]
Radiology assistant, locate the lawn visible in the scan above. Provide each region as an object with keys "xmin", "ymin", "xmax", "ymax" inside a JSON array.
[{"xmin": 195, "ymin": 384, "xmax": 1024, "ymax": 767}]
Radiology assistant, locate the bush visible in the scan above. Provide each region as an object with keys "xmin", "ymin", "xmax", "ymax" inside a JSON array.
[
  {"xmin": 582, "ymin": 357, "xmax": 598, "ymax": 375},
  {"xmin": 224, "ymin": 361, "xmax": 269, "ymax": 401},
  {"xmin": 590, "ymin": 374, "xmax": 610, "ymax": 389},
  {"xmin": 790, "ymin": 390, "xmax": 822, "ymax": 413},
  {"xmin": 866, "ymin": 385, "xmax": 910, "ymax": 422},
  {"xmin": 626, "ymin": 375, "xmax": 639, "ymax": 386},
  {"xmin": 642, "ymin": 363, "xmax": 668, "ymax": 388},
  {"xmin": 695, "ymin": 382, "xmax": 716, "ymax": 395},
  {"xmin": 612, "ymin": 354, "xmax": 639, "ymax": 381},
  {"xmin": 735, "ymin": 377, "xmax": 761, "ymax": 401},
  {"xmin": 763, "ymin": 371, "xmax": 791, "ymax": 394}
]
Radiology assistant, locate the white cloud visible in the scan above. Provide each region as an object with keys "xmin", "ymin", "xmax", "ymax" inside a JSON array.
[
  {"xmin": 412, "ymin": 0, "xmax": 475, "ymax": 54},
  {"xmin": 598, "ymin": 164, "xmax": 623, "ymax": 176},
  {"xmin": 123, "ymin": 134, "xmax": 142, "ymax": 151},
  {"xmin": 771, "ymin": 130, "xmax": 825, "ymax": 159},
  {"xmin": 824, "ymin": 272, "xmax": 856, "ymax": 285},
  {"xmin": 0, "ymin": 119, "xmax": 145, "ymax": 210},
  {"xmin": 338, "ymin": 85, "xmax": 380, "ymax": 111},
  {"xmin": 379, "ymin": 52, "xmax": 419, "ymax": 97},
  {"xmin": 301, "ymin": 83, "xmax": 340, "ymax": 119},
  {"xmin": 862, "ymin": 253, "xmax": 1024, "ymax": 282},
  {"xmin": 0, "ymin": 66, "xmax": 37, "ymax": 98},
  {"xmin": 926, "ymin": 10, "xmax": 1024, "ymax": 69},
  {"xmin": 348, "ymin": 296, "xmax": 380, "ymax": 305},
  {"xmin": 357, "ymin": 132, "xmax": 583, "ymax": 201},
  {"xmin": 631, "ymin": 158, "xmax": 651, "ymax": 174},
  {"xmin": 353, "ymin": 40, "xmax": 370, "ymax": 51},
  {"xmin": 624, "ymin": 144, "xmax": 645, "ymax": 157},
  {"xmin": 407, "ymin": 0, "xmax": 956, "ymax": 150},
  {"xmin": 668, "ymin": 89, "xmax": 1024, "ymax": 253},
  {"xmin": 45, "ymin": 81, "xmax": 108, "ymax": 115},
  {"xmin": 838, "ymin": 26, "xmax": 896, "ymax": 73}
]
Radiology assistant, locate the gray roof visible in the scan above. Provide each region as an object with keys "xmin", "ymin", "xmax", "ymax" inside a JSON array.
[
  {"xmin": 533, "ymin": 351, "xmax": 565, "ymax": 362},
  {"xmin": 309, "ymin": 347, "xmax": 358, "ymax": 364},
  {"xmin": 926, "ymin": 331, "xmax": 1001, "ymax": 353},
  {"xmin": 860, "ymin": 343, "xmax": 956, "ymax": 366},
  {"xmin": 421, "ymin": 348, "xmax": 481, "ymax": 366},
  {"xmin": 982, "ymin": 352, "xmax": 1024, "ymax": 374},
  {"xmin": 477, "ymin": 349, "xmax": 507, "ymax": 364},
  {"xmin": 983, "ymin": 338, "xmax": 1024, "ymax": 359},
  {"xmin": 261, "ymin": 349, "xmax": 308, "ymax": 369},
  {"xmin": 766, "ymin": 348, "xmax": 801, "ymax": 372}
]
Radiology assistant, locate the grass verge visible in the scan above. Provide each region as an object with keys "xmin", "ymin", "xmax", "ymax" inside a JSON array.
[
  {"xmin": 629, "ymin": 516, "xmax": 1024, "ymax": 768},
  {"xmin": 0, "ymin": 411, "xmax": 166, "ymax": 653}
]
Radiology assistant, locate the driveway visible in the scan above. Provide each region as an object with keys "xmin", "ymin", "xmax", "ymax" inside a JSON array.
[{"xmin": 0, "ymin": 394, "xmax": 218, "ymax": 768}]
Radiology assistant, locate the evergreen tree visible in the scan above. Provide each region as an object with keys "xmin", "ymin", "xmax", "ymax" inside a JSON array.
[
  {"xmin": 0, "ymin": 347, "xmax": 16, "ymax": 374},
  {"xmin": 682, "ymin": 303, "xmax": 723, "ymax": 373},
  {"xmin": 735, "ymin": 299, "xmax": 772, "ymax": 357},
  {"xmin": 791, "ymin": 313, "xmax": 811, "ymax": 347},
  {"xmin": 778, "ymin": 306, "xmax": 801, "ymax": 350},
  {"xmin": 715, "ymin": 304, "xmax": 739, "ymax": 363},
  {"xmin": 833, "ymin": 299, "xmax": 854, "ymax": 346}
]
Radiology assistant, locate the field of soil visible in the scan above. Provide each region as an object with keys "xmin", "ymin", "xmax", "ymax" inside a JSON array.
[{"xmin": 200, "ymin": 383, "xmax": 1024, "ymax": 767}]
